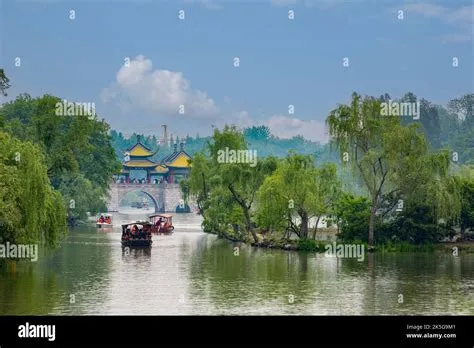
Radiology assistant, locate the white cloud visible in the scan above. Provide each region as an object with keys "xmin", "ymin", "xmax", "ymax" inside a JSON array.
[
  {"xmin": 101, "ymin": 55, "xmax": 219, "ymax": 118},
  {"xmin": 100, "ymin": 56, "xmax": 328, "ymax": 143},
  {"xmin": 265, "ymin": 115, "xmax": 328, "ymax": 143},
  {"xmin": 441, "ymin": 34, "xmax": 471, "ymax": 44},
  {"xmin": 235, "ymin": 110, "xmax": 254, "ymax": 128},
  {"xmin": 183, "ymin": 0, "xmax": 223, "ymax": 10},
  {"xmin": 270, "ymin": 0, "xmax": 351, "ymax": 8},
  {"xmin": 402, "ymin": 3, "xmax": 473, "ymax": 43},
  {"xmin": 214, "ymin": 111, "xmax": 328, "ymax": 143},
  {"xmin": 445, "ymin": 6, "xmax": 474, "ymax": 28},
  {"xmin": 403, "ymin": 3, "xmax": 446, "ymax": 17},
  {"xmin": 270, "ymin": 0, "xmax": 297, "ymax": 6}
]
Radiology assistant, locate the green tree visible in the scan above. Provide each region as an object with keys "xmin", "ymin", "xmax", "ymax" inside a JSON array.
[
  {"xmin": 332, "ymin": 193, "xmax": 370, "ymax": 242},
  {"xmin": 0, "ymin": 69, "xmax": 11, "ymax": 97},
  {"xmin": 256, "ymin": 154, "xmax": 320, "ymax": 240},
  {"xmin": 209, "ymin": 126, "xmax": 277, "ymax": 243},
  {"xmin": 0, "ymin": 131, "xmax": 67, "ymax": 251},
  {"xmin": 184, "ymin": 152, "xmax": 212, "ymax": 219},
  {"xmin": 1, "ymin": 94, "xmax": 120, "ymax": 221},
  {"xmin": 458, "ymin": 166, "xmax": 474, "ymax": 240},
  {"xmin": 310, "ymin": 162, "xmax": 341, "ymax": 238},
  {"xmin": 326, "ymin": 92, "xmax": 460, "ymax": 247},
  {"xmin": 243, "ymin": 125, "xmax": 270, "ymax": 141},
  {"xmin": 448, "ymin": 94, "xmax": 473, "ymax": 128}
]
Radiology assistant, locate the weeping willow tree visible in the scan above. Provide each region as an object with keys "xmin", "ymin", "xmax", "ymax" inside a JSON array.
[
  {"xmin": 184, "ymin": 152, "xmax": 212, "ymax": 220},
  {"xmin": 326, "ymin": 93, "xmax": 461, "ymax": 247},
  {"xmin": 0, "ymin": 131, "xmax": 67, "ymax": 253}
]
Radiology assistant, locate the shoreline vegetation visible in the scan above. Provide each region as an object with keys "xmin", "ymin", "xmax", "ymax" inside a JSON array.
[
  {"xmin": 1, "ymin": 68, "xmax": 473, "ymax": 261},
  {"xmin": 204, "ymin": 227, "xmax": 474, "ymax": 254},
  {"xmin": 182, "ymin": 92, "xmax": 474, "ymax": 254}
]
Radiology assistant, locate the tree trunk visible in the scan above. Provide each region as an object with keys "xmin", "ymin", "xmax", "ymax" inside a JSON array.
[
  {"xmin": 368, "ymin": 200, "xmax": 377, "ymax": 249},
  {"xmin": 300, "ymin": 211, "xmax": 309, "ymax": 239},
  {"xmin": 460, "ymin": 226, "xmax": 465, "ymax": 242},
  {"xmin": 311, "ymin": 216, "xmax": 321, "ymax": 239},
  {"xmin": 228, "ymin": 184, "xmax": 259, "ymax": 244},
  {"xmin": 243, "ymin": 207, "xmax": 259, "ymax": 243}
]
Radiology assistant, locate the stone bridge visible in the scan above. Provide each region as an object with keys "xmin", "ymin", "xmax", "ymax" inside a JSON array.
[{"xmin": 106, "ymin": 182, "xmax": 187, "ymax": 213}]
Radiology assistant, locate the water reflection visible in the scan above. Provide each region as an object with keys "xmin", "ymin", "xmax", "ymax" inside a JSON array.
[{"xmin": 0, "ymin": 212, "xmax": 473, "ymax": 315}]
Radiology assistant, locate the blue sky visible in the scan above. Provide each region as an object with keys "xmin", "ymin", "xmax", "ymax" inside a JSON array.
[{"xmin": 1, "ymin": 0, "xmax": 473, "ymax": 142}]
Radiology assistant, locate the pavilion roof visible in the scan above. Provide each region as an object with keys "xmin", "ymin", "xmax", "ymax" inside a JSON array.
[
  {"xmin": 125, "ymin": 137, "xmax": 155, "ymax": 157},
  {"xmin": 161, "ymin": 150, "xmax": 192, "ymax": 168},
  {"xmin": 122, "ymin": 159, "xmax": 158, "ymax": 168}
]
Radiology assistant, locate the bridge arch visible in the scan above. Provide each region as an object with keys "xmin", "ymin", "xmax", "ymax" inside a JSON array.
[
  {"xmin": 116, "ymin": 188, "xmax": 163, "ymax": 213},
  {"xmin": 107, "ymin": 183, "xmax": 191, "ymax": 213}
]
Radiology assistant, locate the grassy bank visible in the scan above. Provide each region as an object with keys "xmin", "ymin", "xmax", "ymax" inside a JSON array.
[{"xmin": 209, "ymin": 229, "xmax": 474, "ymax": 253}]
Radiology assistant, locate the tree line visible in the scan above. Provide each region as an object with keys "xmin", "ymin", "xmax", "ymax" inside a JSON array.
[
  {"xmin": 183, "ymin": 92, "xmax": 474, "ymax": 249},
  {"xmin": 0, "ymin": 70, "xmax": 120, "ymax": 255}
]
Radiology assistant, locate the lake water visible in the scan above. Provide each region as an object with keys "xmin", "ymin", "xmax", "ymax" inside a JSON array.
[{"xmin": 1, "ymin": 211, "xmax": 473, "ymax": 315}]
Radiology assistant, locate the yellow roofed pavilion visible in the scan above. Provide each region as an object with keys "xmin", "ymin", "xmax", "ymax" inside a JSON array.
[{"xmin": 117, "ymin": 135, "xmax": 192, "ymax": 184}]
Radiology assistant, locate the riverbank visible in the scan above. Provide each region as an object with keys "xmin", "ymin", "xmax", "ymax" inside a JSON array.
[{"xmin": 211, "ymin": 229, "xmax": 474, "ymax": 253}]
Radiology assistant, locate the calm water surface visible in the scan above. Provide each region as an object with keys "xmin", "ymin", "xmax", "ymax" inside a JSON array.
[{"xmin": 1, "ymin": 211, "xmax": 473, "ymax": 315}]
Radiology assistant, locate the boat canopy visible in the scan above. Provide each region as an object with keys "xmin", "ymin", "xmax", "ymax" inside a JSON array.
[
  {"xmin": 122, "ymin": 221, "xmax": 152, "ymax": 228},
  {"xmin": 149, "ymin": 213, "xmax": 173, "ymax": 218}
]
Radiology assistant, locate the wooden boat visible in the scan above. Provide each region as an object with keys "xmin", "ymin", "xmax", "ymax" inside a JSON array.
[
  {"xmin": 149, "ymin": 213, "xmax": 174, "ymax": 235},
  {"xmin": 97, "ymin": 213, "xmax": 113, "ymax": 228},
  {"xmin": 121, "ymin": 221, "xmax": 153, "ymax": 248}
]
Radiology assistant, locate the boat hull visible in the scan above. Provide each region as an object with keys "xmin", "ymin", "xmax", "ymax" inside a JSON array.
[
  {"xmin": 121, "ymin": 240, "xmax": 152, "ymax": 248},
  {"xmin": 151, "ymin": 226, "xmax": 174, "ymax": 234},
  {"xmin": 97, "ymin": 223, "xmax": 113, "ymax": 228}
]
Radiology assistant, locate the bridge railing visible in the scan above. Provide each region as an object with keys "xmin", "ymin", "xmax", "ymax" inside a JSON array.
[{"xmin": 110, "ymin": 181, "xmax": 180, "ymax": 187}]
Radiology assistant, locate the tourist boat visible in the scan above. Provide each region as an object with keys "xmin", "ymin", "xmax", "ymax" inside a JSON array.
[
  {"xmin": 97, "ymin": 213, "xmax": 113, "ymax": 228},
  {"xmin": 148, "ymin": 213, "xmax": 174, "ymax": 235},
  {"xmin": 121, "ymin": 221, "xmax": 153, "ymax": 248}
]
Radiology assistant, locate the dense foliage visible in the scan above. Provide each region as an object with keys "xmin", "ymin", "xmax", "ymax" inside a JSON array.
[
  {"xmin": 183, "ymin": 92, "xmax": 473, "ymax": 248},
  {"xmin": 0, "ymin": 71, "xmax": 121, "ymax": 256},
  {"xmin": 0, "ymin": 132, "xmax": 67, "ymax": 248}
]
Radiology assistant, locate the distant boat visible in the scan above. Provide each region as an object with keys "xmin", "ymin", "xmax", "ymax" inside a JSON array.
[
  {"xmin": 148, "ymin": 213, "xmax": 174, "ymax": 235},
  {"xmin": 97, "ymin": 213, "xmax": 113, "ymax": 228}
]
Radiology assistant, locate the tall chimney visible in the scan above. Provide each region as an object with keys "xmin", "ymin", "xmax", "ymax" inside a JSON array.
[{"xmin": 161, "ymin": 125, "xmax": 168, "ymax": 146}]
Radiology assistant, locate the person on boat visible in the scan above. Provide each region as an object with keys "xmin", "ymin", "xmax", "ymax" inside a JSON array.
[
  {"xmin": 163, "ymin": 219, "xmax": 171, "ymax": 232},
  {"xmin": 129, "ymin": 225, "xmax": 136, "ymax": 239},
  {"xmin": 105, "ymin": 216, "xmax": 111, "ymax": 224},
  {"xmin": 98, "ymin": 215, "xmax": 105, "ymax": 223}
]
